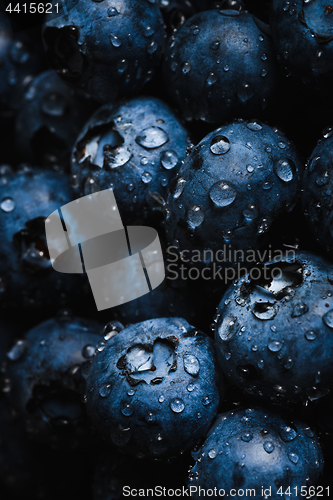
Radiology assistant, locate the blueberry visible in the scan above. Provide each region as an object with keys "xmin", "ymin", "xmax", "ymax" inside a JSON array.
[
  {"xmin": 302, "ymin": 127, "xmax": 333, "ymax": 254},
  {"xmin": 165, "ymin": 120, "xmax": 302, "ymax": 269},
  {"xmin": 42, "ymin": 0, "xmax": 165, "ymax": 103},
  {"xmin": 71, "ymin": 96, "xmax": 191, "ymax": 225},
  {"xmin": 0, "ymin": 168, "xmax": 85, "ymax": 311},
  {"xmin": 270, "ymin": 0, "xmax": 333, "ymax": 89},
  {"xmin": 86, "ymin": 317, "xmax": 222, "ymax": 458},
  {"xmin": 163, "ymin": 9, "xmax": 278, "ymax": 122},
  {"xmin": 15, "ymin": 70, "xmax": 97, "ymax": 170},
  {"xmin": 214, "ymin": 251, "xmax": 333, "ymax": 403},
  {"xmin": 188, "ymin": 407, "xmax": 323, "ymax": 498},
  {"xmin": 4, "ymin": 315, "xmax": 102, "ymax": 447},
  {"xmin": 0, "ymin": 12, "xmax": 41, "ymax": 118}
]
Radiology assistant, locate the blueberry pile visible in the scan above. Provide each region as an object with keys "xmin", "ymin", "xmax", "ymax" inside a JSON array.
[{"xmin": 2, "ymin": 0, "xmax": 333, "ymax": 498}]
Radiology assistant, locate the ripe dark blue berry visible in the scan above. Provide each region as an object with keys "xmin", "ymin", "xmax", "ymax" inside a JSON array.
[
  {"xmin": 163, "ymin": 9, "xmax": 278, "ymax": 122},
  {"xmin": 165, "ymin": 120, "xmax": 303, "ymax": 268},
  {"xmin": 42, "ymin": 0, "xmax": 165, "ymax": 102},
  {"xmin": 302, "ymin": 127, "xmax": 333, "ymax": 254},
  {"xmin": 4, "ymin": 316, "xmax": 102, "ymax": 447},
  {"xmin": 214, "ymin": 251, "xmax": 333, "ymax": 403},
  {"xmin": 270, "ymin": 0, "xmax": 333, "ymax": 89},
  {"xmin": 86, "ymin": 317, "xmax": 222, "ymax": 458},
  {"xmin": 188, "ymin": 407, "xmax": 323, "ymax": 498},
  {"xmin": 0, "ymin": 168, "xmax": 84, "ymax": 311},
  {"xmin": 15, "ymin": 70, "xmax": 96, "ymax": 170},
  {"xmin": 71, "ymin": 96, "xmax": 191, "ymax": 225}
]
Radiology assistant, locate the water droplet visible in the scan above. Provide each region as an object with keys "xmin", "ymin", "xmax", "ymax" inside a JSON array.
[
  {"xmin": 182, "ymin": 61, "xmax": 192, "ymax": 74},
  {"xmin": 263, "ymin": 442, "xmax": 274, "ymax": 453},
  {"xmin": 252, "ymin": 303, "xmax": 278, "ymax": 320},
  {"xmin": 223, "ymin": 64, "xmax": 230, "ymax": 72},
  {"xmin": 274, "ymin": 159, "xmax": 295, "ymax": 182},
  {"xmin": 10, "ymin": 41, "xmax": 30, "ymax": 65},
  {"xmin": 41, "ymin": 92, "xmax": 67, "ymax": 116},
  {"xmin": 305, "ymin": 330, "xmax": 317, "ymax": 341},
  {"xmin": 246, "ymin": 120, "xmax": 263, "ymax": 131},
  {"xmin": 147, "ymin": 41, "xmax": 157, "ymax": 54},
  {"xmin": 136, "ymin": 127, "xmax": 169, "ymax": 149},
  {"xmin": 121, "ymin": 403, "xmax": 134, "ymax": 416},
  {"xmin": 206, "ymin": 72, "xmax": 217, "ymax": 85},
  {"xmin": 237, "ymin": 83, "xmax": 254, "ymax": 103},
  {"xmin": 323, "ymin": 126, "xmax": 333, "ymax": 139},
  {"xmin": 218, "ymin": 315, "xmax": 239, "ymax": 341},
  {"xmin": 1, "ymin": 197, "xmax": 15, "ymax": 213},
  {"xmin": 110, "ymin": 34, "xmax": 122, "ymax": 47},
  {"xmin": 173, "ymin": 177, "xmax": 186, "ymax": 199},
  {"xmin": 6, "ymin": 339, "xmax": 28, "ymax": 361},
  {"xmin": 187, "ymin": 205, "xmax": 205, "ymax": 230},
  {"xmin": 128, "ymin": 389, "xmax": 135, "ymax": 396},
  {"xmin": 160, "ymin": 150, "xmax": 178, "ymax": 170},
  {"xmin": 262, "ymin": 180, "xmax": 273, "ymax": 190},
  {"xmin": 144, "ymin": 26, "xmax": 154, "ymax": 37},
  {"xmin": 261, "ymin": 53, "xmax": 268, "ymax": 61},
  {"xmin": 267, "ymin": 340, "xmax": 283, "ymax": 352},
  {"xmin": 210, "ymin": 135, "xmax": 230, "ymax": 155},
  {"xmin": 146, "ymin": 412, "xmax": 156, "ymax": 424},
  {"xmin": 208, "ymin": 448, "xmax": 217, "ymax": 459},
  {"xmin": 261, "ymin": 69, "xmax": 267, "ymax": 77},
  {"xmin": 243, "ymin": 203, "xmax": 258, "ymax": 219},
  {"xmin": 284, "ymin": 358, "xmax": 294, "ymax": 370},
  {"xmin": 202, "ymin": 395, "xmax": 211, "ymax": 406},
  {"xmin": 183, "ymin": 354, "xmax": 200, "ymax": 377},
  {"xmin": 170, "ymin": 398, "xmax": 185, "ymax": 413},
  {"xmin": 158, "ymin": 395, "xmax": 165, "ymax": 403},
  {"xmin": 279, "ymin": 426, "xmax": 297, "ymax": 442},
  {"xmin": 303, "ymin": 427, "xmax": 314, "ymax": 438},
  {"xmin": 141, "ymin": 171, "xmax": 153, "ymax": 184},
  {"xmin": 288, "ymin": 453, "xmax": 299, "ymax": 464},
  {"xmin": 209, "ymin": 181, "xmax": 237, "ymax": 208},
  {"xmin": 82, "ymin": 344, "xmax": 96, "ymax": 359},
  {"xmin": 278, "ymin": 141, "xmax": 286, "ymax": 149},
  {"xmin": 241, "ymin": 432, "xmax": 253, "ymax": 442},
  {"xmin": 99, "ymin": 384, "xmax": 112, "ymax": 398},
  {"xmin": 107, "ymin": 6, "xmax": 118, "ymax": 16},
  {"xmin": 210, "ymin": 41, "xmax": 220, "ymax": 50},
  {"xmin": 322, "ymin": 309, "xmax": 333, "ymax": 328},
  {"xmin": 187, "ymin": 383, "xmax": 195, "ymax": 392},
  {"xmin": 291, "ymin": 301, "xmax": 309, "ymax": 317},
  {"xmin": 117, "ymin": 59, "xmax": 128, "ymax": 73}
]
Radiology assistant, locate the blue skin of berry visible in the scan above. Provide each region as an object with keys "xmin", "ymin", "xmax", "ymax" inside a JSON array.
[
  {"xmin": 165, "ymin": 120, "xmax": 303, "ymax": 267},
  {"xmin": 42, "ymin": 0, "xmax": 165, "ymax": 103},
  {"xmin": 214, "ymin": 251, "xmax": 333, "ymax": 403},
  {"xmin": 71, "ymin": 96, "xmax": 191, "ymax": 225},
  {"xmin": 0, "ymin": 13, "xmax": 41, "ymax": 116},
  {"xmin": 0, "ymin": 168, "xmax": 84, "ymax": 311},
  {"xmin": 188, "ymin": 407, "xmax": 323, "ymax": 498},
  {"xmin": 270, "ymin": 0, "xmax": 333, "ymax": 88},
  {"xmin": 302, "ymin": 130, "xmax": 333, "ymax": 255},
  {"xmin": 15, "ymin": 70, "xmax": 97, "ymax": 169},
  {"xmin": 5, "ymin": 316, "xmax": 102, "ymax": 447},
  {"xmin": 163, "ymin": 9, "xmax": 278, "ymax": 122},
  {"xmin": 86, "ymin": 317, "xmax": 223, "ymax": 459}
]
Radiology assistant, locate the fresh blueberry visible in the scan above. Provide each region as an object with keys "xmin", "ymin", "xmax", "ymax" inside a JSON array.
[
  {"xmin": 15, "ymin": 70, "xmax": 97, "ymax": 170},
  {"xmin": 42, "ymin": 0, "xmax": 165, "ymax": 103},
  {"xmin": 86, "ymin": 317, "xmax": 222, "ymax": 459},
  {"xmin": 302, "ymin": 127, "xmax": 333, "ymax": 254},
  {"xmin": 165, "ymin": 120, "xmax": 303, "ymax": 269},
  {"xmin": 71, "ymin": 96, "xmax": 191, "ymax": 225},
  {"xmin": 214, "ymin": 251, "xmax": 333, "ymax": 403},
  {"xmin": 188, "ymin": 407, "xmax": 323, "ymax": 498},
  {"xmin": 270, "ymin": 0, "xmax": 333, "ymax": 89},
  {"xmin": 0, "ymin": 11, "xmax": 41, "ymax": 118},
  {"xmin": 4, "ymin": 315, "xmax": 102, "ymax": 447},
  {"xmin": 0, "ymin": 167, "xmax": 85, "ymax": 311},
  {"xmin": 163, "ymin": 9, "xmax": 277, "ymax": 122}
]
